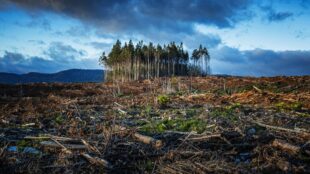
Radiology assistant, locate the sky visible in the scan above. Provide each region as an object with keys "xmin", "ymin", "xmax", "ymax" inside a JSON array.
[{"xmin": 0, "ymin": 0, "xmax": 309, "ymax": 76}]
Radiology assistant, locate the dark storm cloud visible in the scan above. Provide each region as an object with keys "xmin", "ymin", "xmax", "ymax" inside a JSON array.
[
  {"xmin": 0, "ymin": 50, "xmax": 99, "ymax": 74},
  {"xmin": 212, "ymin": 47, "xmax": 310, "ymax": 76},
  {"xmin": 4, "ymin": 0, "xmax": 252, "ymax": 33},
  {"xmin": 139, "ymin": 0, "xmax": 252, "ymax": 28}
]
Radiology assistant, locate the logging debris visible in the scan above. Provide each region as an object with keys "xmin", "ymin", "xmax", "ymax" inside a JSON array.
[{"xmin": 0, "ymin": 76, "xmax": 309, "ymax": 173}]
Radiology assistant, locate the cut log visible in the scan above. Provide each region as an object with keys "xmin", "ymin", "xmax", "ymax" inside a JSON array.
[
  {"xmin": 114, "ymin": 125, "xmax": 163, "ymax": 148},
  {"xmin": 272, "ymin": 139, "xmax": 300, "ymax": 155},
  {"xmin": 133, "ymin": 132, "xmax": 163, "ymax": 149}
]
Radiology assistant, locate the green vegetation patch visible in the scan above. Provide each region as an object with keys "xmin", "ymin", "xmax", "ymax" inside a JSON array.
[
  {"xmin": 209, "ymin": 103, "xmax": 242, "ymax": 122},
  {"xmin": 54, "ymin": 114, "xmax": 65, "ymax": 125},
  {"xmin": 157, "ymin": 94, "xmax": 170, "ymax": 106},
  {"xmin": 275, "ymin": 101, "xmax": 303, "ymax": 111},
  {"xmin": 141, "ymin": 118, "xmax": 208, "ymax": 134},
  {"xmin": 214, "ymin": 85, "xmax": 253, "ymax": 96}
]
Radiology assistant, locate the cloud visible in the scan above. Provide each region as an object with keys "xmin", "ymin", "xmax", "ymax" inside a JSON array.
[
  {"xmin": 211, "ymin": 46, "xmax": 310, "ymax": 76},
  {"xmin": 88, "ymin": 42, "xmax": 112, "ymax": 50},
  {"xmin": 14, "ymin": 16, "xmax": 52, "ymax": 30},
  {"xmin": 4, "ymin": 0, "xmax": 252, "ymax": 34},
  {"xmin": 267, "ymin": 11, "xmax": 293, "ymax": 22},
  {"xmin": 260, "ymin": 5, "xmax": 294, "ymax": 22},
  {"xmin": 65, "ymin": 25, "xmax": 92, "ymax": 37},
  {"xmin": 28, "ymin": 40, "xmax": 45, "ymax": 45},
  {"xmin": 0, "ymin": 51, "xmax": 64, "ymax": 73},
  {"xmin": 0, "ymin": 43, "xmax": 100, "ymax": 74},
  {"xmin": 211, "ymin": 46, "xmax": 244, "ymax": 63},
  {"xmin": 43, "ymin": 42, "xmax": 86, "ymax": 62}
]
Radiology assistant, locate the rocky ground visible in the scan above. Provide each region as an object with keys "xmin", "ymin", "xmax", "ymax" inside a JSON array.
[{"xmin": 0, "ymin": 76, "xmax": 309, "ymax": 173}]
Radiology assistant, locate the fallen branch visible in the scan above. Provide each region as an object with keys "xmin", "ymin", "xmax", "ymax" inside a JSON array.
[
  {"xmin": 114, "ymin": 102, "xmax": 125, "ymax": 108},
  {"xmin": 187, "ymin": 134, "xmax": 221, "ymax": 142},
  {"xmin": 253, "ymin": 85, "xmax": 263, "ymax": 94},
  {"xmin": 117, "ymin": 108, "xmax": 127, "ymax": 114},
  {"xmin": 251, "ymin": 120, "xmax": 310, "ymax": 138},
  {"xmin": 21, "ymin": 123, "xmax": 36, "ymax": 127},
  {"xmin": 24, "ymin": 136, "xmax": 50, "ymax": 140},
  {"xmin": 81, "ymin": 139, "xmax": 100, "ymax": 155},
  {"xmin": 81, "ymin": 152, "xmax": 111, "ymax": 169},
  {"xmin": 272, "ymin": 139, "xmax": 300, "ymax": 155},
  {"xmin": 114, "ymin": 102, "xmax": 127, "ymax": 114},
  {"xmin": 51, "ymin": 138, "xmax": 72, "ymax": 154},
  {"xmin": 40, "ymin": 141, "xmax": 86, "ymax": 150},
  {"xmin": 164, "ymin": 130, "xmax": 198, "ymax": 135},
  {"xmin": 25, "ymin": 134, "xmax": 89, "ymax": 143}
]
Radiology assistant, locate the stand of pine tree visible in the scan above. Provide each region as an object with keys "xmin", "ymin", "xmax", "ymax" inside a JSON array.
[{"xmin": 99, "ymin": 40, "xmax": 210, "ymax": 82}]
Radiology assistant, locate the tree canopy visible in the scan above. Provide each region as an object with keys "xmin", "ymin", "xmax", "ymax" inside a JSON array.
[{"xmin": 99, "ymin": 40, "xmax": 210, "ymax": 82}]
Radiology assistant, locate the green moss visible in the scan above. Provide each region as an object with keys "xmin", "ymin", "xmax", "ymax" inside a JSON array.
[
  {"xmin": 291, "ymin": 102, "xmax": 303, "ymax": 111},
  {"xmin": 157, "ymin": 95, "xmax": 170, "ymax": 106},
  {"xmin": 275, "ymin": 102, "xmax": 303, "ymax": 111}
]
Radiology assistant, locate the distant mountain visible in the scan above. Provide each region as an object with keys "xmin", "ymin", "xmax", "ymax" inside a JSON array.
[{"xmin": 0, "ymin": 69, "xmax": 104, "ymax": 84}]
